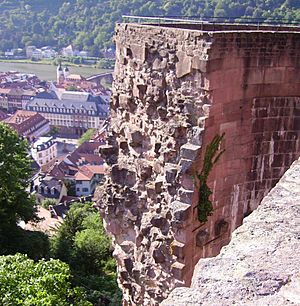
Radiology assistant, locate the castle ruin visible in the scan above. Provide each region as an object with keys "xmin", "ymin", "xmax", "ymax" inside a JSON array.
[{"xmin": 96, "ymin": 22, "xmax": 300, "ymax": 305}]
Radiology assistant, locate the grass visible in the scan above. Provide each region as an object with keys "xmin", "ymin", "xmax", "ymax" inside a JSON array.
[{"xmin": 0, "ymin": 61, "xmax": 113, "ymax": 81}]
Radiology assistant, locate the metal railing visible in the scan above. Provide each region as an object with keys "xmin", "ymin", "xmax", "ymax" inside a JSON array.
[{"xmin": 122, "ymin": 15, "xmax": 300, "ymax": 27}]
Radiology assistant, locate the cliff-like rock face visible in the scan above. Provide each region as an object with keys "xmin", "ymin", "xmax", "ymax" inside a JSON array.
[
  {"xmin": 163, "ymin": 158, "xmax": 300, "ymax": 306},
  {"xmin": 95, "ymin": 23, "xmax": 300, "ymax": 305}
]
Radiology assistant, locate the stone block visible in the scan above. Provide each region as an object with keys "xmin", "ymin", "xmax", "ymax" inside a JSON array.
[
  {"xmin": 130, "ymin": 130, "xmax": 143, "ymax": 147},
  {"xmin": 111, "ymin": 165, "xmax": 136, "ymax": 187},
  {"xmin": 124, "ymin": 257, "xmax": 134, "ymax": 274},
  {"xmin": 140, "ymin": 164, "xmax": 153, "ymax": 181},
  {"xmin": 171, "ymin": 262, "xmax": 186, "ymax": 280},
  {"xmin": 176, "ymin": 51, "xmax": 192, "ymax": 78},
  {"xmin": 151, "ymin": 215, "xmax": 168, "ymax": 229},
  {"xmin": 171, "ymin": 241, "xmax": 185, "ymax": 259},
  {"xmin": 146, "ymin": 183, "xmax": 157, "ymax": 200},
  {"xmin": 178, "ymin": 158, "xmax": 193, "ymax": 174},
  {"xmin": 180, "ymin": 173, "xmax": 195, "ymax": 191},
  {"xmin": 180, "ymin": 143, "xmax": 201, "ymax": 160},
  {"xmin": 153, "ymin": 249, "xmax": 166, "ymax": 263},
  {"xmin": 165, "ymin": 164, "xmax": 178, "ymax": 183},
  {"xmin": 179, "ymin": 188, "xmax": 194, "ymax": 205},
  {"xmin": 130, "ymin": 43, "xmax": 146, "ymax": 62},
  {"xmin": 172, "ymin": 201, "xmax": 191, "ymax": 221},
  {"xmin": 155, "ymin": 178, "xmax": 163, "ymax": 194},
  {"xmin": 192, "ymin": 56, "xmax": 207, "ymax": 72},
  {"xmin": 153, "ymin": 57, "xmax": 168, "ymax": 70}
]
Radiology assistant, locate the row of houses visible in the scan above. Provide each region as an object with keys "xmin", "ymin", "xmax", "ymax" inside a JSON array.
[
  {"xmin": 31, "ymin": 139, "xmax": 106, "ymax": 203},
  {"xmin": 25, "ymin": 45, "xmax": 89, "ymax": 60},
  {"xmin": 0, "ymin": 88, "xmax": 36, "ymax": 110}
]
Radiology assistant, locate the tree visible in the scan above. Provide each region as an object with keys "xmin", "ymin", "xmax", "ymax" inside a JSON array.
[
  {"xmin": 0, "ymin": 123, "xmax": 38, "ymax": 249},
  {"xmin": 78, "ymin": 128, "xmax": 95, "ymax": 146},
  {"xmin": 0, "ymin": 253, "xmax": 92, "ymax": 306},
  {"xmin": 41, "ymin": 198, "xmax": 57, "ymax": 209},
  {"xmin": 51, "ymin": 203, "xmax": 121, "ymax": 305}
]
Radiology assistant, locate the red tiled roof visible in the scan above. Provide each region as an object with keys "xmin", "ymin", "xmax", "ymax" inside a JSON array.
[
  {"xmin": 66, "ymin": 143, "xmax": 104, "ymax": 165},
  {"xmin": 4, "ymin": 110, "xmax": 48, "ymax": 135},
  {"xmin": 75, "ymin": 165, "xmax": 105, "ymax": 181},
  {"xmin": 76, "ymin": 141, "xmax": 103, "ymax": 154}
]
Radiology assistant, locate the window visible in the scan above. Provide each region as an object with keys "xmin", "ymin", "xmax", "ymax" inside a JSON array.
[
  {"xmin": 76, "ymin": 188, "xmax": 80, "ymax": 191},
  {"xmin": 77, "ymin": 180, "xmax": 82, "ymax": 184},
  {"xmin": 82, "ymin": 188, "xmax": 89, "ymax": 192},
  {"xmin": 38, "ymin": 153, "xmax": 42, "ymax": 158}
]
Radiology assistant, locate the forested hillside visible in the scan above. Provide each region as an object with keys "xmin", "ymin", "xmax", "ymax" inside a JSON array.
[{"xmin": 0, "ymin": 0, "xmax": 299, "ymax": 56}]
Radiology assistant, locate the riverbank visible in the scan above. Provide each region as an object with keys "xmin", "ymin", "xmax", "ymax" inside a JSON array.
[{"xmin": 0, "ymin": 61, "xmax": 112, "ymax": 81}]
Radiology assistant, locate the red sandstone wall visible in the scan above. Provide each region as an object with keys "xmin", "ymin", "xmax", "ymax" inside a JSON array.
[{"xmin": 188, "ymin": 32, "xmax": 300, "ymax": 279}]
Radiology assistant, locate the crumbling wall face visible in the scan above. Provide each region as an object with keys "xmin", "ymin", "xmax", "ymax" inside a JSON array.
[
  {"xmin": 96, "ymin": 24, "xmax": 213, "ymax": 305},
  {"xmin": 96, "ymin": 25, "xmax": 300, "ymax": 306}
]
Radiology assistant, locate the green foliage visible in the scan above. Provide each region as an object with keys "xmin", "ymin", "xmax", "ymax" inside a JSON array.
[
  {"xmin": 78, "ymin": 128, "xmax": 95, "ymax": 146},
  {"xmin": 0, "ymin": 1, "xmax": 299, "ymax": 56},
  {"xmin": 48, "ymin": 126, "xmax": 60, "ymax": 136},
  {"xmin": 41, "ymin": 198, "xmax": 57, "ymax": 209},
  {"xmin": 66, "ymin": 85, "xmax": 79, "ymax": 91},
  {"xmin": 51, "ymin": 202, "xmax": 121, "ymax": 305},
  {"xmin": 0, "ymin": 123, "xmax": 50, "ymax": 259},
  {"xmin": 64, "ymin": 179, "xmax": 77, "ymax": 196},
  {"xmin": 196, "ymin": 133, "xmax": 225, "ymax": 223},
  {"xmin": 97, "ymin": 58, "xmax": 115, "ymax": 69},
  {"xmin": 0, "ymin": 253, "xmax": 92, "ymax": 306},
  {"xmin": 1, "ymin": 226, "xmax": 50, "ymax": 260},
  {"xmin": 0, "ymin": 123, "xmax": 38, "ymax": 247}
]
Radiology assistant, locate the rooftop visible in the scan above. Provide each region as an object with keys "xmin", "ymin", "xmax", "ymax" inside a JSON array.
[
  {"xmin": 32, "ymin": 136, "xmax": 54, "ymax": 150},
  {"xmin": 27, "ymin": 96, "xmax": 108, "ymax": 116},
  {"xmin": 4, "ymin": 110, "xmax": 48, "ymax": 135}
]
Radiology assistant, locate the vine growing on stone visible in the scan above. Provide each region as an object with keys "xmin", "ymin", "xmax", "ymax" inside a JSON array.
[{"xmin": 196, "ymin": 133, "xmax": 225, "ymax": 223}]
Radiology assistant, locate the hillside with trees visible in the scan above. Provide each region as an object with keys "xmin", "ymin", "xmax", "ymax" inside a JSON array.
[{"xmin": 0, "ymin": 0, "xmax": 299, "ymax": 56}]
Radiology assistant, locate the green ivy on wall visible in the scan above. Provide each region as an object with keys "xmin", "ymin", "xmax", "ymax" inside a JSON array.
[{"xmin": 196, "ymin": 133, "xmax": 225, "ymax": 223}]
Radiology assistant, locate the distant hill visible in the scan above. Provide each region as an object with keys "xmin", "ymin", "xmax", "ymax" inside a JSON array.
[{"xmin": 0, "ymin": 0, "xmax": 299, "ymax": 56}]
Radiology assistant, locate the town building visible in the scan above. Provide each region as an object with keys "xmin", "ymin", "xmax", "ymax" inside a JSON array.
[
  {"xmin": 26, "ymin": 91, "xmax": 109, "ymax": 135},
  {"xmin": 75, "ymin": 165, "xmax": 105, "ymax": 196},
  {"xmin": 4, "ymin": 110, "xmax": 50, "ymax": 141},
  {"xmin": 26, "ymin": 45, "xmax": 57, "ymax": 59},
  {"xmin": 31, "ymin": 176, "xmax": 67, "ymax": 204},
  {"xmin": 0, "ymin": 88, "xmax": 36, "ymax": 111},
  {"xmin": 31, "ymin": 137, "xmax": 57, "ymax": 167},
  {"xmin": 0, "ymin": 88, "xmax": 10, "ymax": 109},
  {"xmin": 0, "ymin": 109, "xmax": 8, "ymax": 121},
  {"xmin": 61, "ymin": 45, "xmax": 89, "ymax": 58},
  {"xmin": 46, "ymin": 140, "xmax": 105, "ymax": 197}
]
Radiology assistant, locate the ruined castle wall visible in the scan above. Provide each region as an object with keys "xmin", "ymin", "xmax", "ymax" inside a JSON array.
[
  {"xmin": 96, "ymin": 24, "xmax": 300, "ymax": 305},
  {"xmin": 194, "ymin": 32, "xmax": 300, "ymax": 265}
]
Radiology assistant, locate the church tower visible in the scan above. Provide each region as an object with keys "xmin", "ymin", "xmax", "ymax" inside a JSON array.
[
  {"xmin": 56, "ymin": 64, "xmax": 64, "ymax": 84},
  {"xmin": 63, "ymin": 66, "xmax": 70, "ymax": 79}
]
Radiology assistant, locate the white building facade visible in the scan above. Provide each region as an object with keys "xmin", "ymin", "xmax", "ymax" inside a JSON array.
[{"xmin": 31, "ymin": 137, "xmax": 57, "ymax": 166}]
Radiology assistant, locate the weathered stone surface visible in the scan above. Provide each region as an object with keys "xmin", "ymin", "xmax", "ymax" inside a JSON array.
[
  {"xmin": 97, "ymin": 22, "xmax": 300, "ymax": 306},
  {"xmin": 162, "ymin": 159, "xmax": 300, "ymax": 306},
  {"xmin": 176, "ymin": 51, "xmax": 192, "ymax": 78}
]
